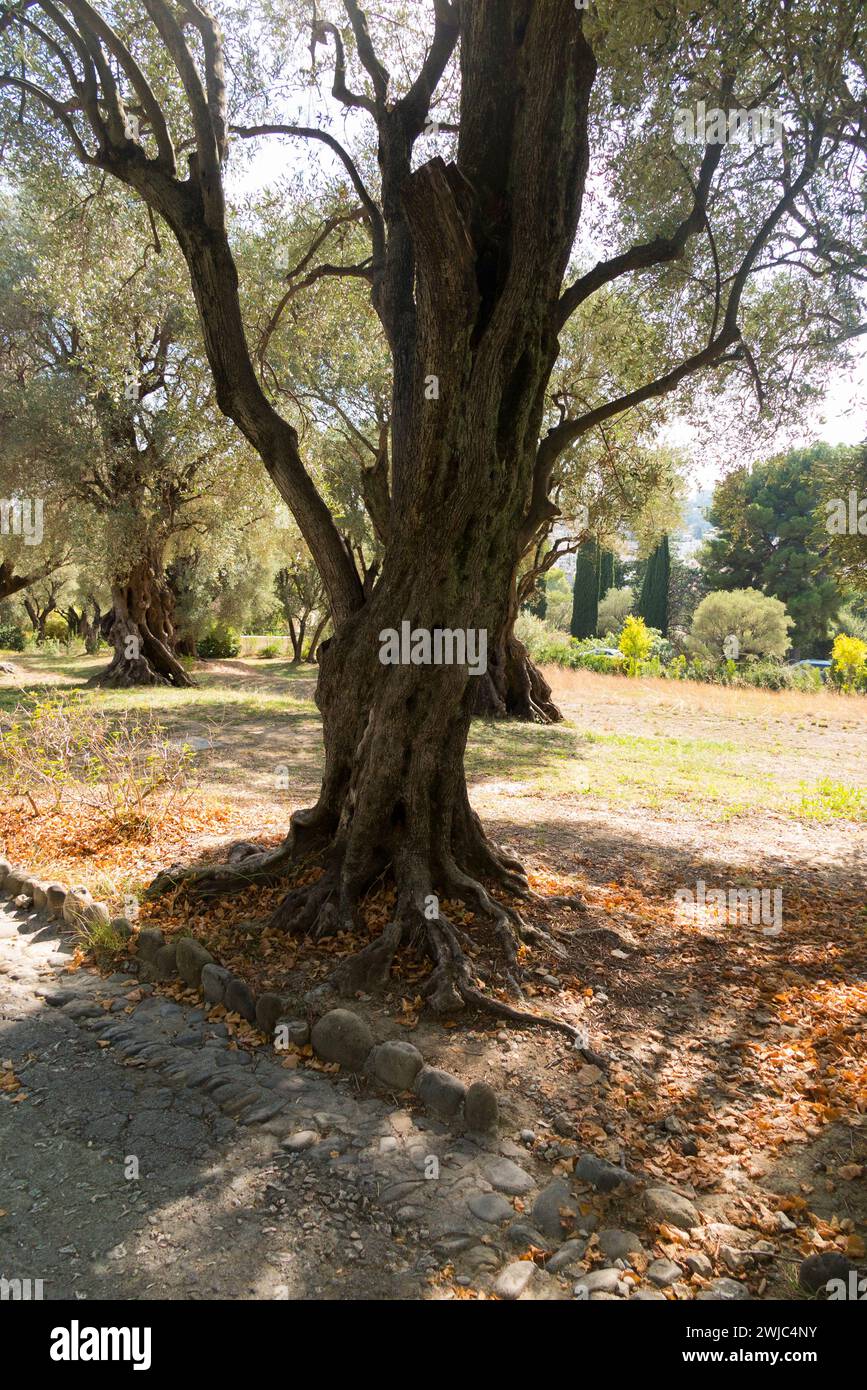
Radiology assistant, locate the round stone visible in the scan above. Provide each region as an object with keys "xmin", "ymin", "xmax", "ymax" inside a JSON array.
[
  {"xmin": 464, "ymin": 1080, "xmax": 499, "ymax": 1133},
  {"xmin": 414, "ymin": 1066, "xmax": 466, "ymax": 1119},
  {"xmin": 597, "ymin": 1228, "xmax": 645, "ymax": 1261},
  {"xmin": 176, "ymin": 936, "xmax": 214, "ymax": 988},
  {"xmin": 574, "ymin": 1267, "xmax": 624, "ymax": 1297},
  {"xmin": 282, "ymin": 1130, "xmax": 318, "ymax": 1152},
  {"xmin": 798, "ymin": 1251, "xmax": 853, "ymax": 1295},
  {"xmin": 483, "ymin": 1157, "xmax": 535, "ymax": 1195},
  {"xmin": 370, "ymin": 1039, "xmax": 424, "ymax": 1090},
  {"xmin": 225, "ymin": 977, "xmax": 257, "ymax": 1023},
  {"xmin": 62, "ymin": 886, "xmax": 94, "ymax": 927},
  {"xmin": 647, "ymin": 1257, "xmax": 683, "ymax": 1287},
  {"xmin": 467, "ymin": 1191, "xmax": 513, "ymax": 1223},
  {"xmin": 494, "ymin": 1261, "xmax": 538, "ymax": 1300},
  {"xmin": 311, "ymin": 1008, "xmax": 374, "ymax": 1071},
  {"xmin": 531, "ymin": 1179, "xmax": 579, "ymax": 1241},
  {"xmin": 201, "ymin": 963, "xmax": 231, "ymax": 1004},
  {"xmin": 45, "ymin": 882, "xmax": 67, "ymax": 917},
  {"xmin": 135, "ymin": 927, "xmax": 164, "ymax": 963},
  {"xmin": 696, "ymin": 1277, "xmax": 750, "ymax": 1301},
  {"xmin": 274, "ymin": 1017, "xmax": 310, "ymax": 1048},
  {"xmin": 255, "ymin": 991, "xmax": 289, "ymax": 1037},
  {"xmin": 644, "ymin": 1185, "xmax": 699, "ymax": 1231},
  {"xmin": 153, "ymin": 942, "xmax": 179, "ymax": 980}
]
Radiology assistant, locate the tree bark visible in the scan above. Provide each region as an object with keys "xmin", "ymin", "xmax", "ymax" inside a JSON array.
[
  {"xmin": 306, "ymin": 610, "xmax": 330, "ymax": 662},
  {"xmin": 473, "ymin": 579, "xmax": 562, "ymax": 723},
  {"xmin": 473, "ymin": 625, "xmax": 562, "ymax": 723},
  {"xmin": 94, "ymin": 555, "xmax": 194, "ymax": 687}
]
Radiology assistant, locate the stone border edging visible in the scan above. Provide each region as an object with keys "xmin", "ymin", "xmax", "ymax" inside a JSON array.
[{"xmin": 0, "ymin": 857, "xmax": 500, "ymax": 1138}]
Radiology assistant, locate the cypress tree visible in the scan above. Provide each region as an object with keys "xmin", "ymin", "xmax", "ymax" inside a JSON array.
[
  {"xmin": 598, "ymin": 548, "xmax": 615, "ymax": 599},
  {"xmin": 638, "ymin": 535, "xmax": 671, "ymax": 634},
  {"xmin": 570, "ymin": 540, "xmax": 599, "ymax": 638}
]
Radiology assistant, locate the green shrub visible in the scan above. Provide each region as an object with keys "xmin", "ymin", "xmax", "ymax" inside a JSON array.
[
  {"xmin": 597, "ymin": 586, "xmax": 634, "ymax": 637},
  {"xmin": 259, "ymin": 643, "xmax": 281, "ymax": 658},
  {"xmin": 619, "ymin": 614, "xmax": 653, "ymax": 675},
  {"xmin": 572, "ymin": 651, "xmax": 626, "ymax": 675},
  {"xmin": 0, "ymin": 622, "xmax": 25, "ymax": 651},
  {"xmin": 690, "ymin": 588, "xmax": 792, "ymax": 660},
  {"xmin": 197, "ymin": 622, "xmax": 240, "ymax": 659},
  {"xmin": 43, "ymin": 614, "xmax": 70, "ymax": 643},
  {"xmin": 0, "ymin": 692, "xmax": 196, "ymax": 829}
]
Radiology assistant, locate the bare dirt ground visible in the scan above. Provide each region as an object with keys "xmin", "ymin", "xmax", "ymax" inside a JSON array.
[{"xmin": 1, "ymin": 657, "xmax": 865, "ymax": 1299}]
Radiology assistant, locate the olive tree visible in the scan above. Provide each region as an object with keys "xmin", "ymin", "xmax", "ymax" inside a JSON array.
[{"xmin": 3, "ymin": 0, "xmax": 865, "ymax": 1032}]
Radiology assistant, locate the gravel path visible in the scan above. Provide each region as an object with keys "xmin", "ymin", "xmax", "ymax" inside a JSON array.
[
  {"xmin": 2, "ymin": 901, "xmax": 792, "ymax": 1304},
  {"xmin": 0, "ymin": 903, "xmax": 450, "ymax": 1301}
]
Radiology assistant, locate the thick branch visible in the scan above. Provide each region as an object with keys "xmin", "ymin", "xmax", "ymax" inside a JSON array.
[
  {"xmin": 555, "ymin": 141, "xmax": 726, "ymax": 330},
  {"xmin": 342, "ymin": 0, "xmax": 389, "ymax": 108}
]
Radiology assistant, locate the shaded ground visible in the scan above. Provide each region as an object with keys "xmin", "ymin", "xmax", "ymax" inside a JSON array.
[
  {"xmin": 0, "ymin": 903, "xmax": 433, "ymax": 1301},
  {"xmin": 1, "ymin": 655, "xmax": 864, "ymax": 1298}
]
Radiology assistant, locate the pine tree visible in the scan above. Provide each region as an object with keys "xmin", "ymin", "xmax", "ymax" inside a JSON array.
[
  {"xmin": 638, "ymin": 535, "xmax": 671, "ymax": 634},
  {"xmin": 570, "ymin": 540, "xmax": 599, "ymax": 638}
]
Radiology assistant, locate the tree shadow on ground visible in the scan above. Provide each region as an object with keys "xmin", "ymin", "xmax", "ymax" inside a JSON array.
[{"xmin": 0, "ymin": 904, "xmax": 424, "ymax": 1301}]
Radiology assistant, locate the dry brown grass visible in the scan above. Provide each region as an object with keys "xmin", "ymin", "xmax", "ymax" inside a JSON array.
[{"xmin": 543, "ymin": 666, "xmax": 867, "ymax": 726}]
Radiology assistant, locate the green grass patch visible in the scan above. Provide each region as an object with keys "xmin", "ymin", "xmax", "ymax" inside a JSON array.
[{"xmin": 796, "ymin": 778, "xmax": 867, "ymax": 822}]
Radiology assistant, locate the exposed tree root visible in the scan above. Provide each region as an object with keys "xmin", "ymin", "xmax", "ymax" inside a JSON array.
[
  {"xmin": 144, "ymin": 839, "xmax": 296, "ymax": 899},
  {"xmin": 145, "ymin": 802, "xmax": 602, "ymax": 1057}
]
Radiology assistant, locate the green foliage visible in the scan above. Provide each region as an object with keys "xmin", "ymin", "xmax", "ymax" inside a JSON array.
[
  {"xmin": 42, "ymin": 614, "xmax": 70, "ymax": 642},
  {"xmin": 0, "ymin": 693, "xmax": 195, "ymax": 830},
  {"xmin": 811, "ymin": 443, "xmax": 867, "ymax": 591},
  {"xmin": 690, "ymin": 588, "xmax": 792, "ymax": 660},
  {"xmin": 570, "ymin": 541, "xmax": 598, "ymax": 639},
  {"xmin": 597, "ymin": 585, "xmax": 634, "ymax": 636},
  {"xmin": 798, "ymin": 778, "xmax": 867, "ymax": 822},
  {"xmin": 833, "ymin": 599, "xmax": 867, "ymax": 643},
  {"xmin": 699, "ymin": 447, "xmax": 847, "ymax": 655},
  {"xmin": 196, "ymin": 623, "xmax": 241, "ymax": 659},
  {"xmin": 572, "ymin": 651, "xmax": 627, "ymax": 675},
  {"xmin": 0, "ymin": 622, "xmax": 25, "ymax": 651},
  {"xmin": 619, "ymin": 615, "xmax": 654, "ymax": 675},
  {"xmin": 540, "ymin": 568, "xmax": 573, "ymax": 631},
  {"xmin": 515, "ymin": 613, "xmax": 625, "ymax": 672},
  {"xmin": 668, "ymin": 555, "xmax": 708, "ymax": 635},
  {"xmin": 77, "ymin": 915, "xmax": 130, "ymax": 967},
  {"xmin": 598, "ymin": 549, "xmax": 616, "ymax": 598},
  {"xmin": 637, "ymin": 534, "xmax": 670, "ymax": 634}
]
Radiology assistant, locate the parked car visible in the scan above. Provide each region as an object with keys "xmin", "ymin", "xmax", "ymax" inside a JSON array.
[{"xmin": 788, "ymin": 659, "xmax": 831, "ymax": 679}]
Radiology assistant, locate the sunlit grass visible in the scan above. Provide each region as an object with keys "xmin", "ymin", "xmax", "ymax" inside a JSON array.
[
  {"xmin": 2, "ymin": 652, "xmax": 863, "ymax": 826},
  {"xmin": 796, "ymin": 778, "xmax": 867, "ymax": 822}
]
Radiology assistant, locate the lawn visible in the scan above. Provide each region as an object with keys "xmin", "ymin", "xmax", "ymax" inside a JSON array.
[{"xmin": 1, "ymin": 652, "xmax": 865, "ymax": 903}]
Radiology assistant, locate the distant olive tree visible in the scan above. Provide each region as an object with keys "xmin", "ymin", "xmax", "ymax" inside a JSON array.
[{"xmin": 690, "ymin": 588, "xmax": 793, "ymax": 661}]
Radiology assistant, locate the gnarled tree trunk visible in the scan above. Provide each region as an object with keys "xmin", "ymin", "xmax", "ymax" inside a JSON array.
[
  {"xmin": 473, "ymin": 581, "xmax": 562, "ymax": 723},
  {"xmin": 140, "ymin": 2, "xmax": 596, "ymax": 1039},
  {"xmin": 95, "ymin": 554, "xmax": 194, "ymax": 688}
]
